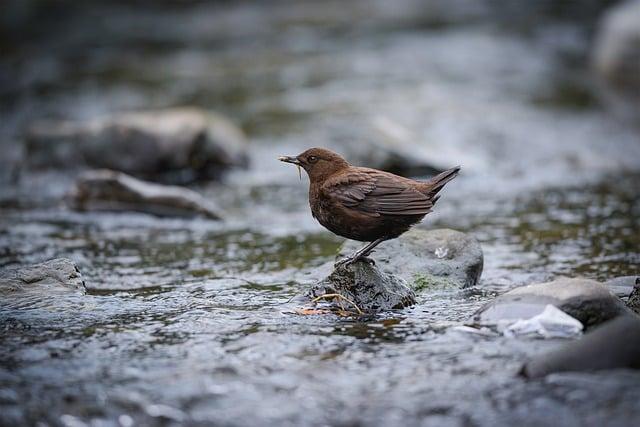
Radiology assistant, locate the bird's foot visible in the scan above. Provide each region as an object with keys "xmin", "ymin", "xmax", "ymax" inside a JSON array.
[
  {"xmin": 360, "ymin": 256, "xmax": 376, "ymax": 265},
  {"xmin": 335, "ymin": 255, "xmax": 375, "ymax": 268}
]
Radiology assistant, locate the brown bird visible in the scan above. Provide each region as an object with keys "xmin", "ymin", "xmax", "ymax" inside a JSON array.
[{"xmin": 279, "ymin": 148, "xmax": 460, "ymax": 266}]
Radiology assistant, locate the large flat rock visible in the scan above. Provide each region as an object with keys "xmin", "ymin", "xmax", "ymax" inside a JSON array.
[{"xmin": 339, "ymin": 228, "xmax": 483, "ymax": 289}]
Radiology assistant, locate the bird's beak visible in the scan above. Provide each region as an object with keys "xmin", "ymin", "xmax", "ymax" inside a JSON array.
[
  {"xmin": 278, "ymin": 155, "xmax": 301, "ymax": 166},
  {"xmin": 279, "ymin": 155, "xmax": 303, "ymax": 180}
]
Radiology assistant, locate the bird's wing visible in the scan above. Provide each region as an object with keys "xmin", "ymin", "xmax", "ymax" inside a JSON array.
[{"xmin": 323, "ymin": 169, "xmax": 433, "ymax": 216}]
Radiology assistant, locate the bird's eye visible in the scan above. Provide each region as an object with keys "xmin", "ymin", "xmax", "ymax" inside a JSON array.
[{"xmin": 307, "ymin": 155, "xmax": 318, "ymax": 163}]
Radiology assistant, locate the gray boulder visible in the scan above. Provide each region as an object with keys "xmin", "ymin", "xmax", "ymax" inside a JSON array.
[
  {"xmin": 593, "ymin": 0, "xmax": 640, "ymax": 99},
  {"xmin": 68, "ymin": 169, "xmax": 223, "ymax": 219},
  {"xmin": 25, "ymin": 107, "xmax": 249, "ymax": 183},
  {"xmin": 306, "ymin": 261, "xmax": 416, "ymax": 313},
  {"xmin": 338, "ymin": 228, "xmax": 483, "ymax": 289},
  {"xmin": 0, "ymin": 258, "xmax": 85, "ymax": 295},
  {"xmin": 473, "ymin": 278, "xmax": 629, "ymax": 328},
  {"xmin": 521, "ymin": 315, "xmax": 640, "ymax": 378}
]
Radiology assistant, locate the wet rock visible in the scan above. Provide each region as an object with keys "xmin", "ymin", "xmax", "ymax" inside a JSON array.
[
  {"xmin": 605, "ymin": 275, "xmax": 640, "ymax": 298},
  {"xmin": 306, "ymin": 261, "xmax": 416, "ymax": 313},
  {"xmin": 593, "ymin": 0, "xmax": 640, "ymax": 99},
  {"xmin": 338, "ymin": 228, "xmax": 483, "ymax": 289},
  {"xmin": 0, "ymin": 258, "xmax": 85, "ymax": 295},
  {"xmin": 25, "ymin": 107, "xmax": 249, "ymax": 183},
  {"xmin": 472, "ymin": 278, "xmax": 629, "ymax": 329},
  {"xmin": 68, "ymin": 169, "xmax": 223, "ymax": 219},
  {"xmin": 521, "ymin": 315, "xmax": 640, "ymax": 378}
]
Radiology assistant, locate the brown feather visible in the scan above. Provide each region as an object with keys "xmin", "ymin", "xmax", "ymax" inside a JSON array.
[{"xmin": 323, "ymin": 168, "xmax": 433, "ymax": 216}]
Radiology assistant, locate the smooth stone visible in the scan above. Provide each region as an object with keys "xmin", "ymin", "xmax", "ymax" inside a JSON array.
[
  {"xmin": 25, "ymin": 107, "xmax": 249, "ymax": 183},
  {"xmin": 306, "ymin": 261, "xmax": 416, "ymax": 313},
  {"xmin": 521, "ymin": 315, "xmax": 640, "ymax": 378},
  {"xmin": 472, "ymin": 278, "xmax": 630, "ymax": 328},
  {"xmin": 593, "ymin": 0, "xmax": 640, "ymax": 98},
  {"xmin": 68, "ymin": 169, "xmax": 223, "ymax": 219},
  {"xmin": 0, "ymin": 258, "xmax": 85, "ymax": 295},
  {"xmin": 338, "ymin": 228, "xmax": 483, "ymax": 289}
]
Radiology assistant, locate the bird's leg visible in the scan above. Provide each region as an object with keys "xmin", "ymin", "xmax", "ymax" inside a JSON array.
[{"xmin": 336, "ymin": 238, "xmax": 386, "ymax": 267}]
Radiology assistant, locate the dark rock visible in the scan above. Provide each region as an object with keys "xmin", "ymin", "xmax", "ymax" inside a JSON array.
[
  {"xmin": 605, "ymin": 275, "xmax": 640, "ymax": 298},
  {"xmin": 472, "ymin": 278, "xmax": 629, "ymax": 328},
  {"xmin": 0, "ymin": 258, "xmax": 85, "ymax": 295},
  {"xmin": 627, "ymin": 277, "xmax": 640, "ymax": 315},
  {"xmin": 306, "ymin": 261, "xmax": 416, "ymax": 313},
  {"xmin": 25, "ymin": 108, "xmax": 249, "ymax": 183},
  {"xmin": 521, "ymin": 315, "xmax": 640, "ymax": 378},
  {"xmin": 339, "ymin": 228, "xmax": 483, "ymax": 289},
  {"xmin": 68, "ymin": 169, "xmax": 223, "ymax": 219}
]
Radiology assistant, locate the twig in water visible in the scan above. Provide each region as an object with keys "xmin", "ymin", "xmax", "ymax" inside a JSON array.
[{"xmin": 310, "ymin": 293, "xmax": 363, "ymax": 315}]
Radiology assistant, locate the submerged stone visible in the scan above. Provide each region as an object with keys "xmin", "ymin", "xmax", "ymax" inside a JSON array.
[
  {"xmin": 306, "ymin": 261, "xmax": 416, "ymax": 313},
  {"xmin": 472, "ymin": 277, "xmax": 629, "ymax": 329},
  {"xmin": 68, "ymin": 169, "xmax": 223, "ymax": 219},
  {"xmin": 24, "ymin": 107, "xmax": 249, "ymax": 183},
  {"xmin": 521, "ymin": 315, "xmax": 640, "ymax": 378},
  {"xmin": 338, "ymin": 228, "xmax": 483, "ymax": 289},
  {"xmin": 0, "ymin": 258, "xmax": 85, "ymax": 295}
]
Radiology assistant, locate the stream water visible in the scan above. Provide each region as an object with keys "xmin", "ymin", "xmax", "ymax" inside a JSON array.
[{"xmin": 1, "ymin": 1, "xmax": 639, "ymax": 426}]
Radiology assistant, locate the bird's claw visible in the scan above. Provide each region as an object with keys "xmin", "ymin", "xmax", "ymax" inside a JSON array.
[
  {"xmin": 334, "ymin": 258, "xmax": 352, "ymax": 268},
  {"xmin": 360, "ymin": 256, "xmax": 375, "ymax": 265},
  {"xmin": 335, "ymin": 256, "xmax": 375, "ymax": 268}
]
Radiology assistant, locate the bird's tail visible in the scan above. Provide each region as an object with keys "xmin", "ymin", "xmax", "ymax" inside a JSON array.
[{"xmin": 419, "ymin": 166, "xmax": 461, "ymax": 202}]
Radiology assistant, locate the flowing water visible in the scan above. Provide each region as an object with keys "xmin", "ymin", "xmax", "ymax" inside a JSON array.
[{"xmin": 1, "ymin": 1, "xmax": 639, "ymax": 426}]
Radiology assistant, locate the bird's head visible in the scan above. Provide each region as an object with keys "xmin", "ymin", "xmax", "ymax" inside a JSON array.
[{"xmin": 279, "ymin": 147, "xmax": 349, "ymax": 182}]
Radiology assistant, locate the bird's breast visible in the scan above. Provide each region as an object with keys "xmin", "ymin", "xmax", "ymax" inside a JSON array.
[{"xmin": 308, "ymin": 189, "xmax": 374, "ymax": 241}]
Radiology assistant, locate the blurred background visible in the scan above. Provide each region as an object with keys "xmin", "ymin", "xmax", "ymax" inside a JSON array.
[
  {"xmin": 1, "ymin": 0, "xmax": 638, "ymax": 276},
  {"xmin": 1, "ymin": 0, "xmax": 639, "ymax": 426}
]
